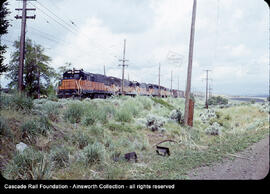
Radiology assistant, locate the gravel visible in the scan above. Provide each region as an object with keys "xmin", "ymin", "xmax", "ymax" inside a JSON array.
[{"xmin": 188, "ymin": 136, "xmax": 269, "ymax": 180}]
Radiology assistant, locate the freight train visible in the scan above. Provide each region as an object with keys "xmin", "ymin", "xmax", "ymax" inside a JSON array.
[{"xmin": 57, "ymin": 69, "xmax": 184, "ymax": 99}]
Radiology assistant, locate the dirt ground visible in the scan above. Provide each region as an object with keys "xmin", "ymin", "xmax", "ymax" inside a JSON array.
[{"xmin": 188, "ymin": 136, "xmax": 269, "ymax": 180}]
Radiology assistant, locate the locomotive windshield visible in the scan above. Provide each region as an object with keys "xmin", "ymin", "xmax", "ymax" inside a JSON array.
[{"xmin": 63, "ymin": 69, "xmax": 85, "ymax": 80}]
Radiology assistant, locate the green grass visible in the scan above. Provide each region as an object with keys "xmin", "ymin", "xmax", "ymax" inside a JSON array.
[{"xmin": 151, "ymin": 97, "xmax": 174, "ymax": 110}]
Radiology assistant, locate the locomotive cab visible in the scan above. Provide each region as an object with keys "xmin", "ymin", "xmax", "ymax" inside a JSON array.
[{"xmin": 57, "ymin": 69, "xmax": 86, "ymax": 98}]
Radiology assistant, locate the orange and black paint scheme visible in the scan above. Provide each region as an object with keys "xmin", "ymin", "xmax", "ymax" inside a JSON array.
[{"xmin": 57, "ymin": 69, "xmax": 184, "ymax": 99}]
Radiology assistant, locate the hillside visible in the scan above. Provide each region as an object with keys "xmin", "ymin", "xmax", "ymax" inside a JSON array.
[{"xmin": 0, "ymin": 93, "xmax": 269, "ymax": 179}]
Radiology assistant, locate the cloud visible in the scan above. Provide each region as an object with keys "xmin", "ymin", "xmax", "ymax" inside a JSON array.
[{"xmin": 3, "ymin": 0, "xmax": 269, "ymax": 96}]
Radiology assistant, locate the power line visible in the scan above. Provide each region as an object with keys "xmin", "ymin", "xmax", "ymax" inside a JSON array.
[
  {"xmin": 47, "ymin": 0, "xmax": 78, "ymax": 28},
  {"xmin": 29, "ymin": 2, "xmax": 77, "ymax": 34},
  {"xmin": 28, "ymin": 3, "xmax": 115, "ymax": 58},
  {"xmin": 36, "ymin": 1, "xmax": 78, "ymax": 32}
]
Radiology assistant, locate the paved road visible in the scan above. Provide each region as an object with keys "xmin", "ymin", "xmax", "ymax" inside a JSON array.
[{"xmin": 188, "ymin": 136, "xmax": 269, "ymax": 180}]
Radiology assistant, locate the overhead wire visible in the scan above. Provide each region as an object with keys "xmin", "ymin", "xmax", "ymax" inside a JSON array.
[
  {"xmin": 34, "ymin": 1, "xmax": 123, "ymax": 58},
  {"xmin": 29, "ymin": 1, "xmax": 119, "ymax": 61}
]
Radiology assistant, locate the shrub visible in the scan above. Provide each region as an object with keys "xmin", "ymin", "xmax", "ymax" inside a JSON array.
[
  {"xmin": 71, "ymin": 130, "xmax": 94, "ymax": 149},
  {"xmin": 115, "ymin": 107, "xmax": 132, "ymax": 122},
  {"xmin": 100, "ymin": 104, "xmax": 116, "ymax": 119},
  {"xmin": 205, "ymin": 122, "xmax": 222, "ymax": 136},
  {"xmin": 81, "ymin": 142, "xmax": 105, "ymax": 166},
  {"xmin": 20, "ymin": 120, "xmax": 38, "ymax": 136},
  {"xmin": 200, "ymin": 109, "xmax": 216, "ymax": 123},
  {"xmin": 50, "ymin": 146, "xmax": 70, "ymax": 168},
  {"xmin": 20, "ymin": 117, "xmax": 52, "ymax": 137},
  {"xmin": 83, "ymin": 103, "xmax": 116, "ymax": 125},
  {"xmin": 0, "ymin": 92, "xmax": 33, "ymax": 111},
  {"xmin": 63, "ymin": 102, "xmax": 84, "ymax": 123},
  {"xmin": 37, "ymin": 117, "xmax": 52, "ymax": 135},
  {"xmin": 105, "ymin": 122, "xmax": 133, "ymax": 133},
  {"xmin": 12, "ymin": 92, "xmax": 33, "ymax": 111},
  {"xmin": 3, "ymin": 148, "xmax": 52, "ymax": 180},
  {"xmin": 137, "ymin": 96, "xmax": 152, "ymax": 110},
  {"xmin": 151, "ymin": 97, "xmax": 174, "ymax": 110},
  {"xmin": 0, "ymin": 116, "xmax": 11, "ymax": 136},
  {"xmin": 88, "ymin": 125, "xmax": 104, "ymax": 136},
  {"xmin": 42, "ymin": 101, "xmax": 60, "ymax": 121},
  {"xmin": 0, "ymin": 93, "xmax": 12, "ymax": 109},
  {"xmin": 146, "ymin": 114, "xmax": 166, "ymax": 131},
  {"xmin": 170, "ymin": 109, "xmax": 184, "ymax": 124},
  {"xmin": 82, "ymin": 108, "xmax": 97, "ymax": 126},
  {"xmin": 208, "ymin": 96, "xmax": 228, "ymax": 106}
]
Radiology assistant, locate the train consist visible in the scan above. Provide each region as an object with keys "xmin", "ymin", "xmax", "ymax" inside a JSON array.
[{"xmin": 57, "ymin": 69, "xmax": 184, "ymax": 99}]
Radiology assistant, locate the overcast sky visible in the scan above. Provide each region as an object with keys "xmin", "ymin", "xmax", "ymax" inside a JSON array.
[{"xmin": 1, "ymin": 0, "xmax": 269, "ymax": 96}]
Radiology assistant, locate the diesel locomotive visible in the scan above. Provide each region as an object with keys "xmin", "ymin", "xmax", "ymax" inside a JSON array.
[{"xmin": 57, "ymin": 69, "xmax": 184, "ymax": 99}]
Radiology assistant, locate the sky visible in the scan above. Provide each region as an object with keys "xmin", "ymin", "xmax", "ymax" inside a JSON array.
[{"xmin": 1, "ymin": 0, "xmax": 269, "ymax": 96}]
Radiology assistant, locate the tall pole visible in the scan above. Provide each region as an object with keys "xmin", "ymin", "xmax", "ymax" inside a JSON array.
[
  {"xmin": 178, "ymin": 76, "xmax": 179, "ymax": 90},
  {"xmin": 18, "ymin": 0, "xmax": 26, "ymax": 92},
  {"xmin": 171, "ymin": 70, "xmax": 173, "ymax": 91},
  {"xmin": 204, "ymin": 70, "xmax": 211, "ymax": 109},
  {"xmin": 104, "ymin": 65, "xmax": 106, "ymax": 76},
  {"xmin": 205, "ymin": 70, "xmax": 209, "ymax": 108},
  {"xmin": 35, "ymin": 47, "xmax": 40, "ymax": 99},
  {"xmin": 119, "ymin": 39, "xmax": 128, "ymax": 94},
  {"xmin": 184, "ymin": 0, "xmax": 197, "ymax": 126},
  {"xmin": 158, "ymin": 63, "xmax": 161, "ymax": 97},
  {"xmin": 15, "ymin": 0, "xmax": 36, "ymax": 92}
]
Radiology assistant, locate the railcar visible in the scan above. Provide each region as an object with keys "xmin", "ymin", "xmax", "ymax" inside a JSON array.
[{"xmin": 57, "ymin": 69, "xmax": 184, "ymax": 99}]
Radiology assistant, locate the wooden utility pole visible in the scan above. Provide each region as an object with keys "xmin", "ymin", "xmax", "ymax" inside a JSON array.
[
  {"xmin": 184, "ymin": 0, "xmax": 197, "ymax": 126},
  {"xmin": 204, "ymin": 69, "xmax": 211, "ymax": 109},
  {"xmin": 178, "ymin": 76, "xmax": 180, "ymax": 90},
  {"xmin": 119, "ymin": 39, "xmax": 128, "ymax": 94},
  {"xmin": 171, "ymin": 70, "xmax": 173, "ymax": 91},
  {"xmin": 15, "ymin": 0, "xmax": 36, "ymax": 92},
  {"xmin": 209, "ymin": 84, "xmax": 212, "ymax": 98},
  {"xmin": 158, "ymin": 63, "xmax": 161, "ymax": 97}
]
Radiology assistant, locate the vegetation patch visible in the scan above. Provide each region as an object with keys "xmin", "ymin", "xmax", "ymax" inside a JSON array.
[
  {"xmin": 1, "ymin": 94, "xmax": 269, "ymax": 180},
  {"xmin": 151, "ymin": 97, "xmax": 174, "ymax": 110},
  {"xmin": 63, "ymin": 102, "xmax": 84, "ymax": 123}
]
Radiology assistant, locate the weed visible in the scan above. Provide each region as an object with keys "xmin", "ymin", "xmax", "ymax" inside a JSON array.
[
  {"xmin": 0, "ymin": 116, "xmax": 11, "ymax": 137},
  {"xmin": 81, "ymin": 142, "xmax": 105, "ymax": 166},
  {"xmin": 63, "ymin": 102, "xmax": 84, "ymax": 123},
  {"xmin": 71, "ymin": 130, "xmax": 95, "ymax": 149},
  {"xmin": 87, "ymin": 125, "xmax": 104, "ymax": 136},
  {"xmin": 105, "ymin": 165, "xmax": 126, "ymax": 179},
  {"xmin": 20, "ymin": 117, "xmax": 52, "ymax": 137},
  {"xmin": 115, "ymin": 107, "xmax": 133, "ymax": 122},
  {"xmin": 50, "ymin": 146, "xmax": 70, "ymax": 168},
  {"xmin": 12, "ymin": 92, "xmax": 33, "ymax": 112},
  {"xmin": 3, "ymin": 147, "xmax": 51, "ymax": 180},
  {"xmin": 105, "ymin": 122, "xmax": 133, "ymax": 133},
  {"xmin": 42, "ymin": 101, "xmax": 60, "ymax": 121},
  {"xmin": 151, "ymin": 97, "xmax": 174, "ymax": 110},
  {"xmin": 1, "ymin": 92, "xmax": 33, "ymax": 112}
]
